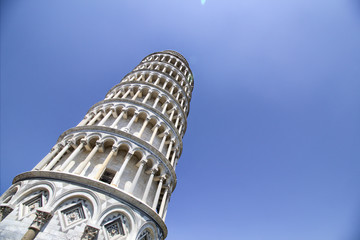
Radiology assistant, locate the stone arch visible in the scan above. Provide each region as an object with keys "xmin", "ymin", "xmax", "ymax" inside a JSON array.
[
  {"xmin": 132, "ymin": 148, "xmax": 146, "ymax": 160},
  {"xmin": 156, "ymin": 164, "xmax": 166, "ymax": 177},
  {"xmin": 103, "ymin": 104, "xmax": 114, "ymax": 112},
  {"xmin": 62, "ymin": 134, "xmax": 74, "ymax": 144},
  {"xmin": 12, "ymin": 182, "xmax": 54, "ymax": 207},
  {"xmin": 0, "ymin": 183, "xmax": 21, "ymax": 204},
  {"xmin": 131, "ymin": 150, "xmax": 144, "ymax": 164},
  {"xmin": 137, "ymin": 109, "xmax": 149, "ymax": 119},
  {"xmin": 13, "ymin": 182, "xmax": 54, "ymax": 218},
  {"xmin": 96, "ymin": 205, "xmax": 136, "ymax": 240},
  {"xmin": 126, "ymin": 106, "xmax": 138, "ymax": 116},
  {"xmin": 73, "ymin": 133, "xmax": 86, "ymax": 144},
  {"xmin": 116, "ymin": 141, "xmax": 132, "ymax": 152},
  {"xmin": 51, "ymin": 189, "xmax": 100, "ymax": 221},
  {"xmin": 113, "ymin": 103, "xmax": 126, "ymax": 115},
  {"xmin": 145, "ymin": 156, "xmax": 157, "ymax": 168},
  {"xmin": 158, "ymin": 123, "xmax": 168, "ymax": 135},
  {"xmin": 101, "ymin": 136, "xmax": 116, "ymax": 148},
  {"xmin": 136, "ymin": 222, "xmax": 158, "ymax": 240},
  {"xmin": 86, "ymin": 133, "xmax": 101, "ymax": 146}
]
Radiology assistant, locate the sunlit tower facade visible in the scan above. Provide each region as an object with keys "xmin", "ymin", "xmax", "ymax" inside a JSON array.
[{"xmin": 0, "ymin": 50, "xmax": 194, "ymax": 240}]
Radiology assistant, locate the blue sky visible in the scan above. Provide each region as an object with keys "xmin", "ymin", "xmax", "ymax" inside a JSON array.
[{"xmin": 1, "ymin": 0, "xmax": 360, "ymax": 239}]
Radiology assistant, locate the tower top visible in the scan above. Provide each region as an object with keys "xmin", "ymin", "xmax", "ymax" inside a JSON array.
[{"xmin": 162, "ymin": 50, "xmax": 190, "ymax": 67}]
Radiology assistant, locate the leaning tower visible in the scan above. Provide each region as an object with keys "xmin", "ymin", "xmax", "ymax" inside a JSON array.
[{"xmin": 0, "ymin": 50, "xmax": 194, "ymax": 240}]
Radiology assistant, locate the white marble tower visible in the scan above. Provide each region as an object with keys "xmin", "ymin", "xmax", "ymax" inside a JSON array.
[{"xmin": 0, "ymin": 50, "xmax": 194, "ymax": 240}]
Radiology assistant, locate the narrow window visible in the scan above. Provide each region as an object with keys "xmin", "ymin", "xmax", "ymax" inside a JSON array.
[{"xmin": 99, "ymin": 169, "xmax": 116, "ymax": 184}]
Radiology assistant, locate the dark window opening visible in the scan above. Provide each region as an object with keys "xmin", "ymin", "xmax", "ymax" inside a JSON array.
[{"xmin": 99, "ymin": 169, "xmax": 116, "ymax": 184}]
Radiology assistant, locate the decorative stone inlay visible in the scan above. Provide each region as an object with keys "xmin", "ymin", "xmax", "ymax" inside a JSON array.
[
  {"xmin": 81, "ymin": 225, "xmax": 99, "ymax": 240},
  {"xmin": 62, "ymin": 203, "xmax": 86, "ymax": 226},
  {"xmin": 0, "ymin": 205, "xmax": 13, "ymax": 221},
  {"xmin": 105, "ymin": 218, "xmax": 125, "ymax": 239},
  {"xmin": 29, "ymin": 210, "xmax": 52, "ymax": 231},
  {"xmin": 23, "ymin": 194, "xmax": 43, "ymax": 215}
]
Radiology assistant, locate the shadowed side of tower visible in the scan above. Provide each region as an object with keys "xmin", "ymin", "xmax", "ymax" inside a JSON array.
[{"xmin": 0, "ymin": 50, "xmax": 194, "ymax": 240}]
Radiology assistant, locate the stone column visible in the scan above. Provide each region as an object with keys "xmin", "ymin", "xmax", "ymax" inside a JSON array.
[
  {"xmin": 179, "ymin": 124, "xmax": 183, "ymax": 135},
  {"xmin": 33, "ymin": 146, "xmax": 59, "ymax": 170},
  {"xmin": 75, "ymin": 141, "xmax": 103, "ymax": 175},
  {"xmin": 111, "ymin": 151, "xmax": 133, "ymax": 187},
  {"xmin": 161, "ymin": 101, "xmax": 169, "ymax": 114},
  {"xmin": 98, "ymin": 109, "xmax": 113, "ymax": 126},
  {"xmin": 162, "ymin": 81, "xmax": 168, "ymax": 89},
  {"xmin": 80, "ymin": 225, "xmax": 99, "ymax": 240},
  {"xmin": 136, "ymin": 117, "xmax": 149, "ymax": 138},
  {"xmin": 0, "ymin": 205, "xmax": 13, "ymax": 222},
  {"xmin": 152, "ymin": 95, "xmax": 161, "ymax": 108},
  {"xmin": 87, "ymin": 111, "xmax": 102, "ymax": 126},
  {"xmin": 110, "ymin": 109, "xmax": 127, "ymax": 128},
  {"xmin": 161, "ymin": 66, "xmax": 167, "ymax": 73},
  {"xmin": 21, "ymin": 210, "xmax": 52, "ymax": 240},
  {"xmin": 122, "ymin": 88, "xmax": 132, "ymax": 98},
  {"xmin": 162, "ymin": 196, "xmax": 171, "ymax": 220},
  {"xmin": 142, "ymin": 90, "xmax": 152, "ymax": 104},
  {"xmin": 121, "ymin": 111, "xmax": 138, "ymax": 133},
  {"xmin": 44, "ymin": 142, "xmax": 71, "ymax": 171},
  {"xmin": 145, "ymin": 74, "xmax": 152, "ymax": 82},
  {"xmin": 59, "ymin": 140, "xmax": 85, "ymax": 171},
  {"xmin": 94, "ymin": 146, "xmax": 117, "ymax": 180},
  {"xmin": 169, "ymin": 109, "xmax": 175, "ymax": 121},
  {"xmin": 174, "ymin": 157, "xmax": 180, "ymax": 170},
  {"xmin": 152, "ymin": 175, "xmax": 166, "ymax": 209},
  {"xmin": 149, "ymin": 124, "xmax": 160, "ymax": 145},
  {"xmin": 159, "ymin": 186, "xmax": 170, "ymax": 217},
  {"xmin": 113, "ymin": 88, "xmax": 124, "ymax": 98},
  {"xmin": 158, "ymin": 132, "xmax": 168, "ymax": 153},
  {"xmin": 142, "ymin": 168, "xmax": 158, "ymax": 202},
  {"xmin": 105, "ymin": 92, "xmax": 114, "ymax": 100},
  {"xmin": 77, "ymin": 115, "xmax": 91, "ymax": 127},
  {"xmin": 128, "ymin": 159, "xmax": 147, "ymax": 194},
  {"xmin": 154, "ymin": 77, "xmax": 161, "ymax": 85},
  {"xmin": 180, "ymin": 99, "xmax": 184, "ymax": 107},
  {"xmin": 132, "ymin": 88, "xmax": 142, "ymax": 100},
  {"xmin": 166, "ymin": 139, "xmax": 174, "ymax": 159},
  {"xmin": 170, "ymin": 150, "xmax": 177, "ymax": 166},
  {"xmin": 175, "ymin": 116, "xmax": 180, "ymax": 128},
  {"xmin": 138, "ymin": 74, "xmax": 145, "ymax": 81}
]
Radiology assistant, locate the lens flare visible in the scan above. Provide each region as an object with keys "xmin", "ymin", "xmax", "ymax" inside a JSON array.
[{"xmin": 201, "ymin": 0, "xmax": 206, "ymax": 5}]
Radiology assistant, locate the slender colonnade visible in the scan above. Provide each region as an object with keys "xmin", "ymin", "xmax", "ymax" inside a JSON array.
[{"xmin": 0, "ymin": 50, "xmax": 194, "ymax": 240}]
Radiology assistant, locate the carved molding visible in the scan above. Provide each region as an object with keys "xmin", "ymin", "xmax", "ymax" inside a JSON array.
[{"xmin": 29, "ymin": 210, "xmax": 52, "ymax": 231}]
